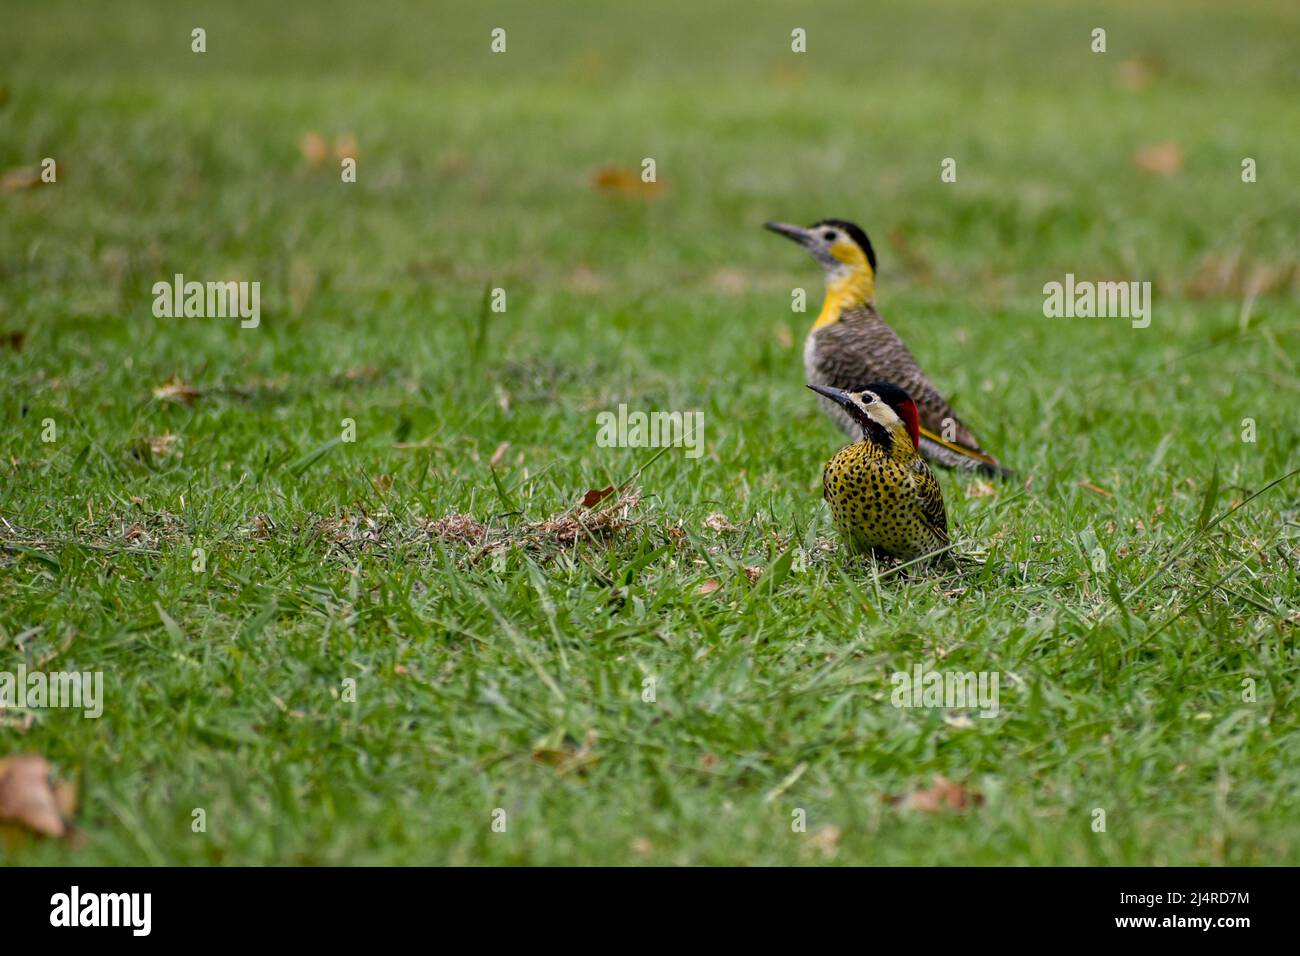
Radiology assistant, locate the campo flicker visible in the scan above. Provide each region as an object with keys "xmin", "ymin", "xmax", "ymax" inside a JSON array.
[
  {"xmin": 766, "ymin": 218, "xmax": 1011, "ymax": 477},
  {"xmin": 808, "ymin": 382, "xmax": 949, "ymax": 561}
]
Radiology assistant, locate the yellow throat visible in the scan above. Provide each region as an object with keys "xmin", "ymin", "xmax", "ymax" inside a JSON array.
[{"xmin": 812, "ymin": 243, "xmax": 875, "ymax": 331}]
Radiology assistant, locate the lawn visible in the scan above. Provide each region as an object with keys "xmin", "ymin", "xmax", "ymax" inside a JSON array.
[{"xmin": 1, "ymin": 0, "xmax": 1298, "ymax": 865}]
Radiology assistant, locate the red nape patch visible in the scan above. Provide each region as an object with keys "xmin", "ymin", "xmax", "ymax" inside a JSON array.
[{"xmin": 899, "ymin": 400, "xmax": 920, "ymax": 449}]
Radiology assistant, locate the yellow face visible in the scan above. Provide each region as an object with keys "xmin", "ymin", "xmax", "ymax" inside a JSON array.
[{"xmin": 828, "ymin": 239, "xmax": 870, "ymax": 269}]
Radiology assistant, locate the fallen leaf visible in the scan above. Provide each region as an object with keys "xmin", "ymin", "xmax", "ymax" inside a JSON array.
[
  {"xmin": 890, "ymin": 774, "xmax": 983, "ymax": 813},
  {"xmin": 0, "ymin": 754, "xmax": 72, "ymax": 837},
  {"xmin": 966, "ymin": 481, "xmax": 997, "ymax": 499},
  {"xmin": 807, "ymin": 824, "xmax": 842, "ymax": 858},
  {"xmin": 338, "ymin": 365, "xmax": 377, "ymax": 384},
  {"xmin": 701, "ymin": 512, "xmax": 738, "ymax": 533},
  {"xmin": 589, "ymin": 165, "xmax": 663, "ymax": 199},
  {"xmin": 0, "ymin": 166, "xmax": 43, "ymax": 192},
  {"xmin": 1118, "ymin": 55, "xmax": 1164, "ymax": 92},
  {"xmin": 696, "ymin": 579, "xmax": 721, "ymax": 596},
  {"xmin": 581, "ymin": 485, "xmax": 615, "ymax": 508},
  {"xmin": 1078, "ymin": 480, "xmax": 1113, "ymax": 498},
  {"xmin": 1185, "ymin": 254, "xmax": 1297, "ymax": 300},
  {"xmin": 298, "ymin": 131, "xmax": 329, "ymax": 167},
  {"xmin": 146, "ymin": 433, "xmax": 177, "ymax": 457},
  {"xmin": 567, "ymin": 265, "xmax": 605, "ymax": 293},
  {"xmin": 1132, "ymin": 142, "xmax": 1183, "ymax": 177},
  {"xmin": 424, "ymin": 512, "xmax": 487, "ymax": 544},
  {"xmin": 438, "ymin": 149, "xmax": 468, "ymax": 177},
  {"xmin": 531, "ymin": 729, "xmax": 599, "ymax": 776},
  {"xmin": 152, "ymin": 376, "xmax": 201, "ymax": 406}
]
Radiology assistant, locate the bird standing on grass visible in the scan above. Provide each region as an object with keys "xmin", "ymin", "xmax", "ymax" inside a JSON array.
[
  {"xmin": 765, "ymin": 218, "xmax": 1011, "ymax": 477},
  {"xmin": 808, "ymin": 382, "xmax": 949, "ymax": 562}
]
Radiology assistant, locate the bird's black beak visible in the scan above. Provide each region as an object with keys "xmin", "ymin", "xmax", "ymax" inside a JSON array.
[
  {"xmin": 806, "ymin": 383, "xmax": 854, "ymax": 409},
  {"xmin": 764, "ymin": 221, "xmax": 812, "ymax": 246}
]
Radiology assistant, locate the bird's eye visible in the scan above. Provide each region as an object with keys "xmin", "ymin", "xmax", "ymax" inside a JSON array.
[
  {"xmin": 822, "ymin": 231, "xmax": 836, "ymax": 242},
  {"xmin": 860, "ymin": 393, "xmax": 876, "ymax": 405}
]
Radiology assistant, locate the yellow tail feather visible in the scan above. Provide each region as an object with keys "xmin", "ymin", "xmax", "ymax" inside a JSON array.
[{"xmin": 917, "ymin": 425, "xmax": 998, "ymax": 467}]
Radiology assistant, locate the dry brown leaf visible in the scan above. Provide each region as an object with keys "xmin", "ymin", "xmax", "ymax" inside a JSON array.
[
  {"xmin": 1118, "ymin": 56, "xmax": 1162, "ymax": 91},
  {"xmin": 770, "ymin": 62, "xmax": 804, "ymax": 87},
  {"xmin": 589, "ymin": 165, "xmax": 663, "ymax": 199},
  {"xmin": 1, "ymin": 166, "xmax": 43, "ymax": 192},
  {"xmin": 489, "ymin": 442, "xmax": 510, "ymax": 469},
  {"xmin": 567, "ymin": 265, "xmax": 605, "ymax": 293},
  {"xmin": 696, "ymin": 579, "xmax": 721, "ymax": 596},
  {"xmin": 965, "ymin": 481, "xmax": 997, "ymax": 499},
  {"xmin": 807, "ymin": 824, "xmax": 842, "ymax": 858},
  {"xmin": 701, "ymin": 512, "xmax": 738, "ymax": 533},
  {"xmin": 438, "ymin": 149, "xmax": 467, "ymax": 177},
  {"xmin": 152, "ymin": 376, "xmax": 201, "ymax": 406},
  {"xmin": 298, "ymin": 131, "xmax": 329, "ymax": 167},
  {"xmin": 581, "ymin": 485, "xmax": 616, "ymax": 508},
  {"xmin": 531, "ymin": 729, "xmax": 599, "ymax": 776},
  {"xmin": 1078, "ymin": 480, "xmax": 1114, "ymax": 498},
  {"xmin": 146, "ymin": 433, "xmax": 176, "ymax": 457},
  {"xmin": 1132, "ymin": 142, "xmax": 1183, "ymax": 177},
  {"xmin": 891, "ymin": 774, "xmax": 983, "ymax": 813},
  {"xmin": 341, "ymin": 365, "xmax": 378, "ymax": 383},
  {"xmin": 425, "ymin": 513, "xmax": 487, "ymax": 544},
  {"xmin": 542, "ymin": 493, "xmax": 638, "ymax": 545},
  {"xmin": 1185, "ymin": 254, "xmax": 1298, "ymax": 300},
  {"xmin": 0, "ymin": 754, "xmax": 72, "ymax": 837}
]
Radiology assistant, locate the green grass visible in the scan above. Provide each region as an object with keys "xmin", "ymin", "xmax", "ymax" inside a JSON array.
[{"xmin": 1, "ymin": 0, "xmax": 1298, "ymax": 865}]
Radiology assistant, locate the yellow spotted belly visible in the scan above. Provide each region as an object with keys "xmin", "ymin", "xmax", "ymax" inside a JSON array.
[{"xmin": 822, "ymin": 442, "xmax": 936, "ymax": 560}]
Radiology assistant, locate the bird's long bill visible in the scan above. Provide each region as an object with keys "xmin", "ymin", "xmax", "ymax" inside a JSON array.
[
  {"xmin": 764, "ymin": 221, "xmax": 812, "ymax": 245},
  {"xmin": 806, "ymin": 383, "xmax": 854, "ymax": 410}
]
